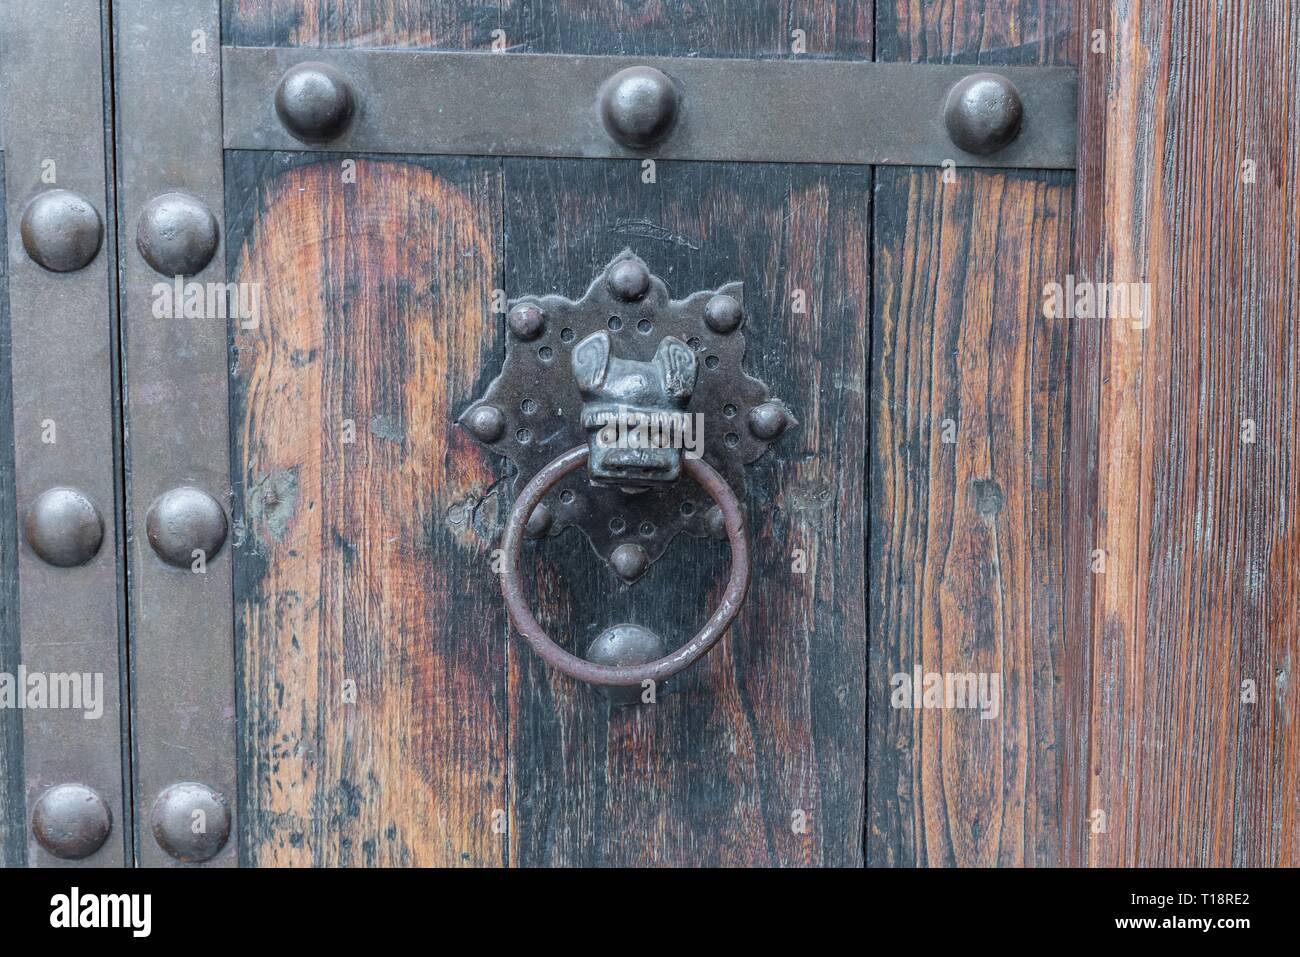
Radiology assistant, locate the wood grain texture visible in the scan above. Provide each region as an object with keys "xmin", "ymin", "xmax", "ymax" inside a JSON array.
[
  {"xmin": 0, "ymin": 158, "xmax": 21, "ymax": 868},
  {"xmin": 504, "ymin": 159, "xmax": 867, "ymax": 866},
  {"xmin": 225, "ymin": 1, "xmax": 871, "ymax": 56},
  {"xmin": 228, "ymin": 153, "xmax": 508, "ymax": 866},
  {"xmin": 1068, "ymin": 0, "xmax": 1300, "ymax": 867},
  {"xmin": 501, "ymin": 0, "xmax": 868, "ymax": 868},
  {"xmin": 867, "ymin": 0, "xmax": 1075, "ymax": 866}
]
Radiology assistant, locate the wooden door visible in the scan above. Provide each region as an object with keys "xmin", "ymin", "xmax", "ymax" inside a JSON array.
[
  {"xmin": 5, "ymin": 0, "xmax": 1294, "ymax": 870},
  {"xmin": 220, "ymin": 3, "xmax": 871, "ymax": 868}
]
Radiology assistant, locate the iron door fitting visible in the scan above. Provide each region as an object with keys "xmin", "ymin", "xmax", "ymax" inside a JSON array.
[{"xmin": 460, "ymin": 252, "xmax": 793, "ymax": 702}]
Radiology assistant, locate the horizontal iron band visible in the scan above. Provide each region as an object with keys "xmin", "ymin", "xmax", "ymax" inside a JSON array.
[{"xmin": 222, "ymin": 47, "xmax": 1077, "ymax": 169}]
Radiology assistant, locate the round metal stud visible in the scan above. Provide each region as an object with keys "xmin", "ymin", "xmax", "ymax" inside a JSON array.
[
  {"xmin": 704, "ymin": 294, "xmax": 744, "ymax": 334},
  {"xmin": 145, "ymin": 487, "xmax": 228, "ymax": 569},
  {"xmin": 275, "ymin": 61, "xmax": 356, "ymax": 144},
  {"xmin": 585, "ymin": 624, "xmax": 670, "ymax": 705},
  {"xmin": 25, "ymin": 487, "xmax": 104, "ymax": 568},
  {"xmin": 525, "ymin": 502, "xmax": 553, "ymax": 539},
  {"xmin": 748, "ymin": 402, "xmax": 789, "ymax": 440},
  {"xmin": 944, "ymin": 73, "xmax": 1024, "ymax": 156},
  {"xmin": 31, "ymin": 784, "xmax": 112, "ymax": 860},
  {"xmin": 599, "ymin": 66, "xmax": 680, "ymax": 150},
  {"xmin": 463, "ymin": 405, "xmax": 506, "ymax": 443},
  {"xmin": 508, "ymin": 302, "xmax": 545, "ymax": 340},
  {"xmin": 136, "ymin": 192, "xmax": 220, "ymax": 277},
  {"xmin": 150, "ymin": 782, "xmax": 231, "ymax": 864},
  {"xmin": 607, "ymin": 259, "xmax": 650, "ymax": 302},
  {"xmin": 705, "ymin": 505, "xmax": 727, "ymax": 540},
  {"xmin": 610, "ymin": 542, "xmax": 649, "ymax": 581},
  {"xmin": 20, "ymin": 189, "xmax": 103, "ymax": 272}
]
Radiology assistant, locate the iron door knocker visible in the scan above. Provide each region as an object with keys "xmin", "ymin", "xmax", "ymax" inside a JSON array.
[{"xmin": 460, "ymin": 251, "xmax": 793, "ymax": 701}]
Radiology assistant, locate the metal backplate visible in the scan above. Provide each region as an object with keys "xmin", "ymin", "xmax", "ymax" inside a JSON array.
[
  {"xmin": 460, "ymin": 251, "xmax": 791, "ymax": 574},
  {"xmin": 223, "ymin": 48, "xmax": 1077, "ymax": 170}
]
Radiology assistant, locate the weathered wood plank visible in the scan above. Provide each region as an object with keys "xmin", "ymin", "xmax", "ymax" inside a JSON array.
[
  {"xmin": 496, "ymin": 0, "xmax": 868, "ymax": 869},
  {"xmin": 503, "ymin": 158, "xmax": 868, "ymax": 868},
  {"xmin": 1069, "ymin": 0, "xmax": 1300, "ymax": 867},
  {"xmin": 867, "ymin": 0, "xmax": 1075, "ymax": 866},
  {"xmin": 228, "ymin": 153, "xmax": 508, "ymax": 866}
]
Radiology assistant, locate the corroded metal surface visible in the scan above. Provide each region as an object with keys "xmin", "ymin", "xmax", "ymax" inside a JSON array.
[{"xmin": 460, "ymin": 250, "xmax": 789, "ymax": 573}]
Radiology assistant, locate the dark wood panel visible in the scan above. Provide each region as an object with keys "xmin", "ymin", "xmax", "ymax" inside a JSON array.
[
  {"xmin": 503, "ymin": 158, "xmax": 867, "ymax": 867},
  {"xmin": 225, "ymin": 0, "xmax": 872, "ymax": 57},
  {"xmin": 1069, "ymin": 0, "xmax": 1300, "ymax": 867},
  {"xmin": 0, "ymin": 156, "xmax": 22, "ymax": 868},
  {"xmin": 867, "ymin": 0, "xmax": 1075, "ymax": 866},
  {"xmin": 228, "ymin": 153, "xmax": 508, "ymax": 866}
]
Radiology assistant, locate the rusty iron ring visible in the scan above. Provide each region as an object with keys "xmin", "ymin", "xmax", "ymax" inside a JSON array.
[{"xmin": 500, "ymin": 445, "xmax": 750, "ymax": 687}]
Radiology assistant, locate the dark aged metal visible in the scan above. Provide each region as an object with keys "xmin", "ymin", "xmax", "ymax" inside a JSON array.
[
  {"xmin": 599, "ymin": 65, "xmax": 680, "ymax": 149},
  {"xmin": 460, "ymin": 251, "xmax": 791, "ymax": 573},
  {"xmin": 145, "ymin": 487, "xmax": 229, "ymax": 569},
  {"xmin": 1, "ymin": 0, "xmax": 128, "ymax": 867},
  {"xmin": 224, "ymin": 48, "xmax": 1078, "ymax": 169},
  {"xmin": 586, "ymin": 624, "xmax": 671, "ymax": 705},
  {"xmin": 274, "ymin": 61, "xmax": 357, "ymax": 143},
  {"xmin": 136, "ymin": 192, "xmax": 220, "ymax": 277},
  {"xmin": 115, "ymin": 0, "xmax": 237, "ymax": 867},
  {"xmin": 19, "ymin": 189, "xmax": 103, "ymax": 272},
  {"xmin": 944, "ymin": 73, "xmax": 1025, "ymax": 156},
  {"xmin": 24, "ymin": 487, "xmax": 104, "ymax": 568},
  {"xmin": 31, "ymin": 784, "xmax": 113, "ymax": 860},
  {"xmin": 500, "ymin": 446, "xmax": 750, "ymax": 689},
  {"xmin": 150, "ymin": 783, "xmax": 231, "ymax": 864}
]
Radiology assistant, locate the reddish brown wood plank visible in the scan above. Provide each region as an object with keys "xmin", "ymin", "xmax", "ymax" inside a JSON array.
[
  {"xmin": 229, "ymin": 155, "xmax": 507, "ymax": 866},
  {"xmin": 1069, "ymin": 0, "xmax": 1300, "ymax": 867},
  {"xmin": 867, "ymin": 0, "xmax": 1076, "ymax": 866}
]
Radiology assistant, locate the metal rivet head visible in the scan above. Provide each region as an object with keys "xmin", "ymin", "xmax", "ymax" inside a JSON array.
[
  {"xmin": 748, "ymin": 402, "xmax": 790, "ymax": 440},
  {"xmin": 585, "ymin": 624, "xmax": 669, "ymax": 705},
  {"xmin": 146, "ymin": 487, "xmax": 228, "ymax": 569},
  {"xmin": 610, "ymin": 542, "xmax": 649, "ymax": 581},
  {"xmin": 463, "ymin": 405, "xmax": 506, "ymax": 443},
  {"xmin": 25, "ymin": 487, "xmax": 104, "ymax": 568},
  {"xmin": 275, "ymin": 61, "xmax": 356, "ymax": 143},
  {"xmin": 599, "ymin": 66, "xmax": 680, "ymax": 150},
  {"xmin": 20, "ymin": 189, "xmax": 103, "ymax": 272},
  {"xmin": 150, "ymin": 783, "xmax": 231, "ymax": 863},
  {"xmin": 525, "ymin": 502, "xmax": 553, "ymax": 539},
  {"xmin": 136, "ymin": 192, "xmax": 220, "ymax": 277},
  {"xmin": 607, "ymin": 259, "xmax": 650, "ymax": 301},
  {"xmin": 944, "ymin": 73, "xmax": 1024, "ymax": 155},
  {"xmin": 704, "ymin": 294, "xmax": 743, "ymax": 334},
  {"xmin": 32, "ymin": 784, "xmax": 113, "ymax": 860},
  {"xmin": 508, "ymin": 302, "xmax": 545, "ymax": 340},
  {"xmin": 705, "ymin": 505, "xmax": 727, "ymax": 540}
]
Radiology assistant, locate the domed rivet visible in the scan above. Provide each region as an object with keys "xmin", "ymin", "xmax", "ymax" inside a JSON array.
[
  {"xmin": 944, "ymin": 73, "xmax": 1024, "ymax": 156},
  {"xmin": 607, "ymin": 259, "xmax": 650, "ymax": 302},
  {"xmin": 31, "ymin": 784, "xmax": 112, "ymax": 860},
  {"xmin": 585, "ymin": 623, "xmax": 670, "ymax": 705},
  {"xmin": 525, "ymin": 502, "xmax": 553, "ymax": 539},
  {"xmin": 463, "ymin": 405, "xmax": 506, "ymax": 443},
  {"xmin": 748, "ymin": 402, "xmax": 789, "ymax": 441},
  {"xmin": 20, "ymin": 189, "xmax": 103, "ymax": 272},
  {"xmin": 136, "ymin": 193, "xmax": 220, "ymax": 277},
  {"xmin": 610, "ymin": 542, "xmax": 649, "ymax": 581},
  {"xmin": 150, "ymin": 782, "xmax": 231, "ymax": 864},
  {"xmin": 275, "ymin": 61, "xmax": 356, "ymax": 143},
  {"xmin": 508, "ymin": 302, "xmax": 545, "ymax": 341},
  {"xmin": 599, "ymin": 66, "xmax": 680, "ymax": 150},
  {"xmin": 146, "ymin": 487, "xmax": 228, "ymax": 569},
  {"xmin": 704, "ymin": 294, "xmax": 743, "ymax": 334},
  {"xmin": 25, "ymin": 487, "xmax": 104, "ymax": 568},
  {"xmin": 705, "ymin": 505, "xmax": 727, "ymax": 541}
]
